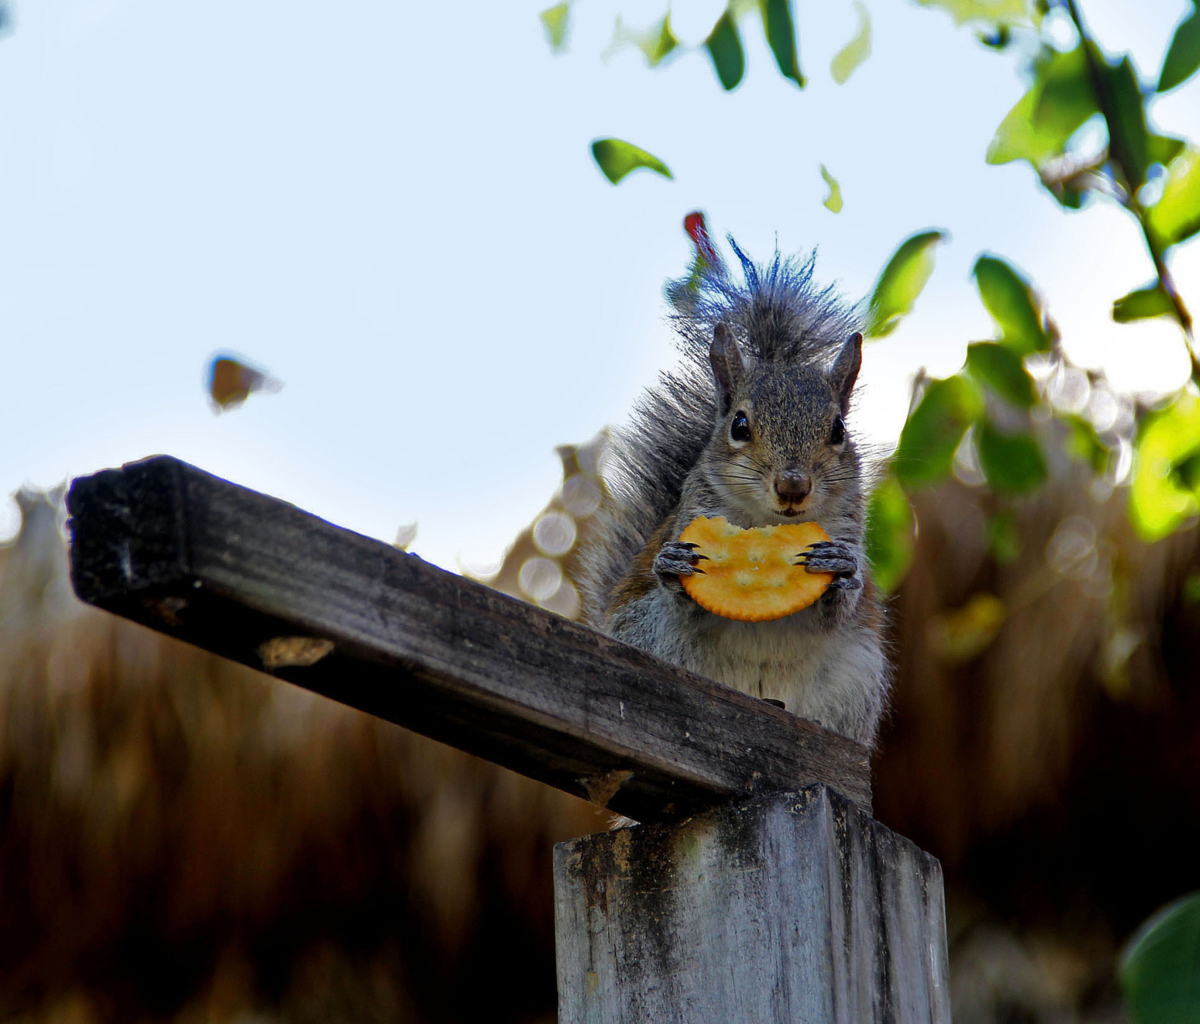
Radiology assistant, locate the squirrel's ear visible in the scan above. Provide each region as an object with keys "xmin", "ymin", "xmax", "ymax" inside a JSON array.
[
  {"xmin": 710, "ymin": 323, "xmax": 746, "ymax": 416},
  {"xmin": 831, "ymin": 332, "xmax": 863, "ymax": 415}
]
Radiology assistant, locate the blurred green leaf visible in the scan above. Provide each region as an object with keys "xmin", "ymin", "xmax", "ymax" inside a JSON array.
[
  {"xmin": 1184, "ymin": 573, "xmax": 1200, "ymax": 605},
  {"xmin": 820, "ymin": 164, "xmax": 843, "ymax": 212},
  {"xmin": 540, "ymin": 3, "xmax": 570, "ymax": 54},
  {"xmin": 976, "ymin": 420, "xmax": 1047, "ymax": 493},
  {"xmin": 1062, "ymin": 414, "xmax": 1111, "ymax": 474},
  {"xmin": 929, "ymin": 593, "xmax": 1008, "ymax": 663},
  {"xmin": 606, "ymin": 13, "xmax": 679, "ymax": 67},
  {"xmin": 1113, "ymin": 283, "xmax": 1175, "ymax": 323},
  {"xmin": 1159, "ymin": 3, "xmax": 1200, "ymax": 93},
  {"xmin": 640, "ymin": 14, "xmax": 680, "ymax": 66},
  {"xmin": 706, "ymin": 9, "xmax": 745, "ymax": 91},
  {"xmin": 987, "ymin": 510, "xmax": 1021, "ymax": 564},
  {"xmin": 1032, "ymin": 46, "xmax": 1098, "ymax": 137},
  {"xmin": 1148, "ymin": 133, "xmax": 1186, "ymax": 168},
  {"xmin": 912, "ymin": 0, "xmax": 1031, "ymax": 26},
  {"xmin": 965, "ymin": 341, "xmax": 1035, "ymax": 408},
  {"xmin": 1130, "ymin": 392, "xmax": 1200, "ymax": 541},
  {"xmin": 865, "ymin": 230, "xmax": 947, "ymax": 338},
  {"xmin": 1103, "ymin": 52, "xmax": 1152, "ymax": 189},
  {"xmin": 591, "ymin": 139, "xmax": 674, "ymax": 185},
  {"xmin": 1172, "ymin": 449, "xmax": 1200, "ymax": 492},
  {"xmin": 974, "ymin": 255, "xmax": 1052, "ymax": 355},
  {"xmin": 988, "ymin": 46, "xmax": 1097, "ymax": 168},
  {"xmin": 1119, "ymin": 891, "xmax": 1200, "ymax": 1023},
  {"xmin": 1147, "ymin": 147, "xmax": 1200, "ymax": 248},
  {"xmin": 831, "ymin": 1, "xmax": 871, "ymax": 84},
  {"xmin": 864, "ymin": 474, "xmax": 915, "ymax": 593},
  {"xmin": 894, "ymin": 375, "xmax": 985, "ymax": 487},
  {"xmin": 760, "ymin": 0, "xmax": 805, "ymax": 87}
]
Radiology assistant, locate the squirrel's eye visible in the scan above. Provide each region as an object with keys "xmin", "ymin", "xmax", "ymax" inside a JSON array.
[
  {"xmin": 830, "ymin": 416, "xmax": 846, "ymax": 445},
  {"xmin": 730, "ymin": 411, "xmax": 751, "ymax": 443}
]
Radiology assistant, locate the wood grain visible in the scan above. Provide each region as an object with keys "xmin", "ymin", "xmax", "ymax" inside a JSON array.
[
  {"xmin": 554, "ymin": 785, "xmax": 950, "ymax": 1023},
  {"xmin": 66, "ymin": 456, "xmax": 872, "ymax": 821}
]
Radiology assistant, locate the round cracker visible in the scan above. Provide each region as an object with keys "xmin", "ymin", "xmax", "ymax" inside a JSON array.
[{"xmin": 679, "ymin": 516, "xmax": 833, "ymax": 622}]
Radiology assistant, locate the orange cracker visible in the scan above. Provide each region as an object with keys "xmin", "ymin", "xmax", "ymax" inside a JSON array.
[{"xmin": 679, "ymin": 516, "xmax": 833, "ymax": 622}]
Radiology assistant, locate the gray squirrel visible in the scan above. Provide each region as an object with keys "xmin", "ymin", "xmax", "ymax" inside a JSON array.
[{"xmin": 577, "ymin": 239, "xmax": 890, "ymax": 748}]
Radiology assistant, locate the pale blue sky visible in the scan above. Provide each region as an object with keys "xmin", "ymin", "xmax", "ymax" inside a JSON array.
[{"xmin": 2, "ymin": 0, "xmax": 1198, "ymax": 571}]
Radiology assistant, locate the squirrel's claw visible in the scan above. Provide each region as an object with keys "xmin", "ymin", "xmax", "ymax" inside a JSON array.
[
  {"xmin": 654, "ymin": 541, "xmax": 705, "ymax": 589},
  {"xmin": 796, "ymin": 540, "xmax": 858, "ymax": 578},
  {"xmin": 826, "ymin": 576, "xmax": 863, "ymax": 591}
]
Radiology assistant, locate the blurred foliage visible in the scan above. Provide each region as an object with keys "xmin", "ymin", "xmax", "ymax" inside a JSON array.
[
  {"xmin": 539, "ymin": 2, "xmax": 570, "ymax": 55},
  {"xmin": 760, "ymin": 0, "xmax": 804, "ymax": 86},
  {"xmin": 1130, "ymin": 392, "xmax": 1200, "ymax": 542},
  {"xmin": 830, "ymin": 1, "xmax": 871, "ymax": 84},
  {"xmin": 864, "ymin": 230, "xmax": 947, "ymax": 338},
  {"xmin": 1158, "ymin": 1, "xmax": 1200, "ymax": 93},
  {"xmin": 1119, "ymin": 891, "xmax": 1200, "ymax": 1024},
  {"xmin": 819, "ymin": 164, "xmax": 843, "ymax": 212},
  {"xmin": 862, "ymin": 474, "xmax": 914, "ymax": 592},
  {"xmin": 590, "ymin": 137, "xmax": 673, "ymax": 184},
  {"xmin": 705, "ymin": 10, "xmax": 746, "ymax": 90}
]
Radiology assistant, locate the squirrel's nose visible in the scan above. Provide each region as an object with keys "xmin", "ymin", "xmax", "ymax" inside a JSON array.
[{"xmin": 773, "ymin": 467, "xmax": 812, "ymax": 503}]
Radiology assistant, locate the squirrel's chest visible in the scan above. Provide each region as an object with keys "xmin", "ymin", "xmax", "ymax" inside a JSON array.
[{"xmin": 688, "ymin": 612, "xmax": 833, "ymax": 699}]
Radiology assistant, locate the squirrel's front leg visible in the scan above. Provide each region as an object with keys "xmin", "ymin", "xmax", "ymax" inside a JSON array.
[
  {"xmin": 799, "ymin": 539, "xmax": 863, "ymax": 590},
  {"xmin": 799, "ymin": 539, "xmax": 864, "ymax": 627},
  {"xmin": 653, "ymin": 540, "xmax": 707, "ymax": 597}
]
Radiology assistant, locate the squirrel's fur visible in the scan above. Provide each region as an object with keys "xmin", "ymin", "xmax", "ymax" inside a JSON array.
[{"xmin": 578, "ymin": 241, "xmax": 890, "ymax": 748}]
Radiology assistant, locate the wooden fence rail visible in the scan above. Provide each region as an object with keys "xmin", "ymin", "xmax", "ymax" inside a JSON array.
[
  {"xmin": 66, "ymin": 455, "xmax": 871, "ymax": 821},
  {"xmin": 65, "ymin": 455, "xmax": 949, "ymax": 1022}
]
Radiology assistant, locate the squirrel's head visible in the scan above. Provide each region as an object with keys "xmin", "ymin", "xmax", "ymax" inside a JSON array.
[{"xmin": 703, "ymin": 323, "xmax": 862, "ymax": 525}]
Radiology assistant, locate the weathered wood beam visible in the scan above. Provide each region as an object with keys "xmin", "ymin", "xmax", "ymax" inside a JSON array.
[{"xmin": 66, "ymin": 456, "xmax": 872, "ymax": 821}]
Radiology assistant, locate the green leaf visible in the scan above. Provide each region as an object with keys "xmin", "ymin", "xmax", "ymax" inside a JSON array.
[
  {"xmin": 893, "ymin": 375, "xmax": 985, "ymax": 487},
  {"xmin": 831, "ymin": 1, "xmax": 871, "ymax": 84},
  {"xmin": 911, "ymin": 0, "xmax": 1031, "ymax": 27},
  {"xmin": 1130, "ymin": 392, "xmax": 1200, "ymax": 541},
  {"xmin": 1113, "ymin": 283, "xmax": 1175, "ymax": 323},
  {"xmin": 760, "ymin": 0, "xmax": 805, "ymax": 87},
  {"xmin": 706, "ymin": 9, "xmax": 745, "ymax": 91},
  {"xmin": 590, "ymin": 139, "xmax": 674, "ymax": 185},
  {"xmin": 605, "ymin": 14, "xmax": 679, "ymax": 67},
  {"xmin": 965, "ymin": 342, "xmax": 1035, "ymax": 408},
  {"xmin": 865, "ymin": 230, "xmax": 947, "ymax": 338},
  {"xmin": 820, "ymin": 164, "xmax": 843, "ymax": 213},
  {"xmin": 1032, "ymin": 46, "xmax": 1099, "ymax": 138},
  {"xmin": 1159, "ymin": 4, "xmax": 1200, "ymax": 93},
  {"xmin": 1103, "ymin": 52, "xmax": 1152, "ymax": 190},
  {"xmin": 539, "ymin": 3, "xmax": 570, "ymax": 54},
  {"xmin": 975, "ymin": 420, "xmax": 1047, "ymax": 493},
  {"xmin": 1148, "ymin": 133, "xmax": 1186, "ymax": 169},
  {"xmin": 987, "ymin": 510, "xmax": 1021, "ymax": 564},
  {"xmin": 864, "ymin": 474, "xmax": 915, "ymax": 593},
  {"xmin": 1147, "ymin": 146, "xmax": 1200, "ymax": 249},
  {"xmin": 1119, "ymin": 891, "xmax": 1200, "ymax": 1023},
  {"xmin": 1062, "ymin": 414, "xmax": 1110, "ymax": 474},
  {"xmin": 988, "ymin": 46, "xmax": 1098, "ymax": 169},
  {"xmin": 974, "ymin": 255, "xmax": 1051, "ymax": 355}
]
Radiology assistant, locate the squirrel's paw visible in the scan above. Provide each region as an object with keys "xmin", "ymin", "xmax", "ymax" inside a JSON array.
[
  {"xmin": 654, "ymin": 540, "xmax": 706, "ymax": 593},
  {"xmin": 797, "ymin": 541, "xmax": 861, "ymax": 589}
]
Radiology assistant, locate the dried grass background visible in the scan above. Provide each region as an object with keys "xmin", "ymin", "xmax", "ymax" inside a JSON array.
[{"xmin": 2, "ymin": 442, "xmax": 1200, "ymax": 1021}]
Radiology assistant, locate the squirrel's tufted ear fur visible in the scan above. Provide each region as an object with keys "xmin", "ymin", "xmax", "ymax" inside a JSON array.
[
  {"xmin": 710, "ymin": 323, "xmax": 746, "ymax": 416},
  {"xmin": 830, "ymin": 332, "xmax": 862, "ymax": 415}
]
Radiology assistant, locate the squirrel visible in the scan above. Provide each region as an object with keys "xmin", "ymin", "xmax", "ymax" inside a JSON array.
[{"xmin": 577, "ymin": 234, "xmax": 890, "ymax": 749}]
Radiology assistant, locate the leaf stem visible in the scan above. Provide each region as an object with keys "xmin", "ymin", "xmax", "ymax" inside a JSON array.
[{"xmin": 1061, "ymin": 0, "xmax": 1200, "ymax": 383}]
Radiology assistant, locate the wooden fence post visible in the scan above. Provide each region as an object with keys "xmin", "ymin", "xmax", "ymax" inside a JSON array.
[{"xmin": 555, "ymin": 786, "xmax": 950, "ymax": 1023}]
